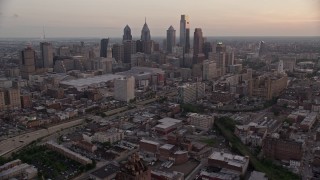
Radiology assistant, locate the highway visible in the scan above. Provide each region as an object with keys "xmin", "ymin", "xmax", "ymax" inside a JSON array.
[{"xmin": 0, "ymin": 118, "xmax": 84, "ymax": 157}]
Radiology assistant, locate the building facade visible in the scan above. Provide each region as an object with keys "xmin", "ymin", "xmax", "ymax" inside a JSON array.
[
  {"xmin": 179, "ymin": 15, "xmax": 190, "ymax": 53},
  {"xmin": 114, "ymin": 76, "xmax": 135, "ymax": 102},
  {"xmin": 166, "ymin": 26, "xmax": 176, "ymax": 53}
]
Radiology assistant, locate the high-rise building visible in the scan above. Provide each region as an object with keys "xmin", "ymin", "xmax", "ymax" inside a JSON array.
[
  {"xmin": 216, "ymin": 42, "xmax": 226, "ymax": 53},
  {"xmin": 211, "ymin": 52, "xmax": 226, "ymax": 76},
  {"xmin": 178, "ymin": 82, "xmax": 205, "ymax": 104},
  {"xmin": 100, "ymin": 38, "xmax": 109, "ymax": 57},
  {"xmin": 193, "ymin": 28, "xmax": 204, "ymax": 64},
  {"xmin": 202, "ymin": 60, "xmax": 217, "ymax": 80},
  {"xmin": 0, "ymin": 88, "xmax": 21, "ymax": 111},
  {"xmin": 140, "ymin": 18, "xmax": 153, "ymax": 54},
  {"xmin": 20, "ymin": 46, "xmax": 36, "ymax": 80},
  {"xmin": 203, "ymin": 42, "xmax": 213, "ymax": 59},
  {"xmin": 258, "ymin": 41, "xmax": 267, "ymax": 57},
  {"xmin": 180, "ymin": 15, "xmax": 190, "ymax": 53},
  {"xmin": 123, "ymin": 25, "xmax": 132, "ymax": 41},
  {"xmin": 166, "ymin": 26, "xmax": 176, "ymax": 53},
  {"xmin": 123, "ymin": 40, "xmax": 136, "ymax": 64},
  {"xmin": 112, "ymin": 44, "xmax": 124, "ymax": 62},
  {"xmin": 114, "ymin": 76, "xmax": 135, "ymax": 102},
  {"xmin": 141, "ymin": 18, "xmax": 151, "ymax": 41},
  {"xmin": 39, "ymin": 42, "xmax": 53, "ymax": 68}
]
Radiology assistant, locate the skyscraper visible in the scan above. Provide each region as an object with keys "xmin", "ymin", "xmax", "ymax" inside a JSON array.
[
  {"xmin": 112, "ymin": 44, "xmax": 124, "ymax": 62},
  {"xmin": 258, "ymin": 41, "xmax": 267, "ymax": 57},
  {"xmin": 216, "ymin": 42, "xmax": 226, "ymax": 53},
  {"xmin": 141, "ymin": 18, "xmax": 151, "ymax": 41},
  {"xmin": 40, "ymin": 42, "xmax": 53, "ymax": 68},
  {"xmin": 193, "ymin": 28, "xmax": 205, "ymax": 64},
  {"xmin": 100, "ymin": 38, "xmax": 109, "ymax": 57},
  {"xmin": 166, "ymin": 25, "xmax": 176, "ymax": 53},
  {"xmin": 203, "ymin": 42, "xmax": 213, "ymax": 59},
  {"xmin": 20, "ymin": 46, "xmax": 36, "ymax": 80},
  {"xmin": 123, "ymin": 40, "xmax": 136, "ymax": 64},
  {"xmin": 123, "ymin": 25, "xmax": 132, "ymax": 41},
  {"xmin": 193, "ymin": 28, "xmax": 204, "ymax": 56},
  {"xmin": 140, "ymin": 18, "xmax": 153, "ymax": 54},
  {"xmin": 180, "ymin": 15, "xmax": 190, "ymax": 53}
]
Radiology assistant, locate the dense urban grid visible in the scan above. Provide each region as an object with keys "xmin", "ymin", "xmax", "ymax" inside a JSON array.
[{"xmin": 0, "ymin": 14, "xmax": 320, "ymax": 180}]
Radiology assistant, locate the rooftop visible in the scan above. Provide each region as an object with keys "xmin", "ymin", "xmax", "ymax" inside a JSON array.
[
  {"xmin": 60, "ymin": 74, "xmax": 124, "ymax": 88},
  {"xmin": 90, "ymin": 163, "xmax": 119, "ymax": 179}
]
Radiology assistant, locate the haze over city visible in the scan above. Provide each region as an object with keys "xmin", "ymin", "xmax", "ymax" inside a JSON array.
[{"xmin": 0, "ymin": 0, "xmax": 319, "ymax": 38}]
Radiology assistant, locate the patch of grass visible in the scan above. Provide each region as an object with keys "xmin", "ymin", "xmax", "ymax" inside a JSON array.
[{"xmin": 200, "ymin": 138, "xmax": 215, "ymax": 147}]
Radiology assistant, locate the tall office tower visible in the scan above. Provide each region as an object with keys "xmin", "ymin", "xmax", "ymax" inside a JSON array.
[
  {"xmin": 141, "ymin": 18, "xmax": 151, "ymax": 41},
  {"xmin": 0, "ymin": 88, "xmax": 21, "ymax": 111},
  {"xmin": 39, "ymin": 42, "xmax": 53, "ymax": 68},
  {"xmin": 123, "ymin": 25, "xmax": 132, "ymax": 41},
  {"xmin": 136, "ymin": 40, "xmax": 143, "ymax": 53},
  {"xmin": 193, "ymin": 28, "xmax": 205, "ymax": 64},
  {"xmin": 203, "ymin": 42, "xmax": 213, "ymax": 59},
  {"xmin": 216, "ymin": 42, "xmax": 226, "ymax": 53},
  {"xmin": 258, "ymin": 41, "xmax": 267, "ymax": 57},
  {"xmin": 123, "ymin": 40, "xmax": 136, "ymax": 64},
  {"xmin": 225, "ymin": 51, "xmax": 235, "ymax": 67},
  {"xmin": 193, "ymin": 28, "xmax": 204, "ymax": 56},
  {"xmin": 114, "ymin": 76, "xmax": 135, "ymax": 102},
  {"xmin": 112, "ymin": 44, "xmax": 124, "ymax": 62},
  {"xmin": 100, "ymin": 38, "xmax": 109, "ymax": 57},
  {"xmin": 20, "ymin": 46, "xmax": 36, "ymax": 80},
  {"xmin": 166, "ymin": 25, "xmax": 176, "ymax": 53},
  {"xmin": 210, "ymin": 52, "xmax": 226, "ymax": 77},
  {"xmin": 180, "ymin": 15, "xmax": 190, "ymax": 53}
]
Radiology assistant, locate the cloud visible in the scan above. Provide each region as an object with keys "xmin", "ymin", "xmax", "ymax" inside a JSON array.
[{"xmin": 13, "ymin": 14, "xmax": 19, "ymax": 18}]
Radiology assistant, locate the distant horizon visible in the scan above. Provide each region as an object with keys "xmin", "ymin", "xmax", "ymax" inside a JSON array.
[
  {"xmin": 1, "ymin": 35, "xmax": 320, "ymax": 39},
  {"xmin": 0, "ymin": 0, "xmax": 319, "ymax": 38}
]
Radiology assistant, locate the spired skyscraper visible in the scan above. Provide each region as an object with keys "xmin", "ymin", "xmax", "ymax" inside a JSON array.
[
  {"xmin": 141, "ymin": 18, "xmax": 151, "ymax": 41},
  {"xmin": 123, "ymin": 25, "xmax": 132, "ymax": 41},
  {"xmin": 140, "ymin": 18, "xmax": 153, "ymax": 54},
  {"xmin": 166, "ymin": 25, "xmax": 176, "ymax": 53},
  {"xmin": 180, "ymin": 15, "xmax": 190, "ymax": 53},
  {"xmin": 100, "ymin": 38, "xmax": 109, "ymax": 57}
]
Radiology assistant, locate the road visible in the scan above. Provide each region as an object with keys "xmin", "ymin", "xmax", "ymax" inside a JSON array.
[
  {"xmin": 186, "ymin": 159, "xmax": 207, "ymax": 180},
  {"xmin": 0, "ymin": 118, "xmax": 84, "ymax": 157}
]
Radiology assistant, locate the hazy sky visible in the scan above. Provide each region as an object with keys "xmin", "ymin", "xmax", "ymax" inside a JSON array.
[{"xmin": 0, "ymin": 0, "xmax": 319, "ymax": 38}]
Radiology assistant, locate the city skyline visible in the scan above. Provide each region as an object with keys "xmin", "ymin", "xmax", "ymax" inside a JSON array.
[{"xmin": 0, "ymin": 0, "xmax": 319, "ymax": 38}]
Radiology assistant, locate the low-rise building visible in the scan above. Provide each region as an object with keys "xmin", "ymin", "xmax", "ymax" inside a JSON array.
[
  {"xmin": 300, "ymin": 112, "xmax": 318, "ymax": 131},
  {"xmin": 45, "ymin": 141, "xmax": 92, "ymax": 165},
  {"xmin": 208, "ymin": 151, "xmax": 249, "ymax": 175},
  {"xmin": 154, "ymin": 118, "xmax": 183, "ymax": 135},
  {"xmin": 0, "ymin": 161, "xmax": 37, "ymax": 180},
  {"xmin": 90, "ymin": 163, "xmax": 119, "ymax": 180},
  {"xmin": 187, "ymin": 113, "xmax": 214, "ymax": 131},
  {"xmin": 92, "ymin": 129, "xmax": 124, "ymax": 144},
  {"xmin": 151, "ymin": 170, "xmax": 184, "ymax": 180},
  {"xmin": 234, "ymin": 122, "xmax": 267, "ymax": 147}
]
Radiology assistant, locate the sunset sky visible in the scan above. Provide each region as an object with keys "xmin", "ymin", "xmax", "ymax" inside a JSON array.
[{"xmin": 0, "ymin": 0, "xmax": 319, "ymax": 38}]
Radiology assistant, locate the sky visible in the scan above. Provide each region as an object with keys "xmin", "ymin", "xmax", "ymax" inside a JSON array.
[{"xmin": 0, "ymin": 0, "xmax": 319, "ymax": 38}]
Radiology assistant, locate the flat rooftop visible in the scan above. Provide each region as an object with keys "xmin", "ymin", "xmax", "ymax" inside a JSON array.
[
  {"xmin": 60, "ymin": 74, "xmax": 124, "ymax": 88},
  {"xmin": 209, "ymin": 151, "xmax": 249, "ymax": 168},
  {"xmin": 90, "ymin": 163, "xmax": 119, "ymax": 179}
]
